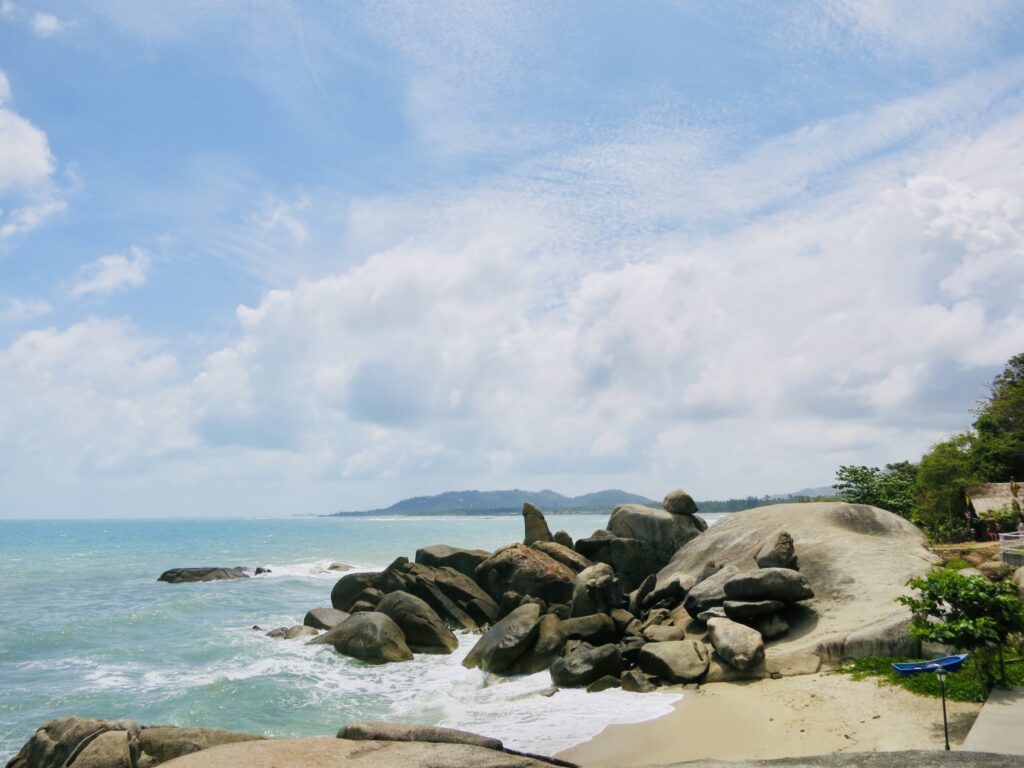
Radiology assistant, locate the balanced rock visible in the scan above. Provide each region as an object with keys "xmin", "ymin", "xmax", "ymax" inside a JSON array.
[
  {"xmin": 638, "ymin": 639, "xmax": 709, "ymax": 683},
  {"xmin": 570, "ymin": 563, "xmax": 625, "ymax": 618},
  {"xmin": 707, "ymin": 617, "xmax": 765, "ymax": 671},
  {"xmin": 463, "ymin": 603, "xmax": 542, "ymax": 673},
  {"xmin": 553, "ymin": 530, "xmax": 575, "ymax": 548},
  {"xmin": 608, "ymin": 504, "xmax": 707, "ymax": 561},
  {"xmin": 304, "ymin": 608, "xmax": 350, "ymax": 630},
  {"xmin": 308, "ymin": 612, "xmax": 413, "ymax": 663},
  {"xmin": 531, "ymin": 541, "xmax": 593, "ymax": 573},
  {"xmin": 414, "ymin": 545, "xmax": 491, "ymax": 580},
  {"xmin": 755, "ymin": 531, "xmax": 798, "ymax": 570},
  {"xmin": 522, "ymin": 502, "xmax": 554, "ymax": 545},
  {"xmin": 724, "ymin": 568, "xmax": 814, "ymax": 603},
  {"xmin": 663, "ymin": 489, "xmax": 699, "ymax": 516},
  {"xmin": 475, "ymin": 544, "xmax": 575, "ymax": 605},
  {"xmin": 550, "ymin": 641, "xmax": 623, "ymax": 687},
  {"xmin": 376, "ymin": 591, "xmax": 458, "ymax": 654},
  {"xmin": 157, "ymin": 567, "xmax": 249, "ymax": 584}
]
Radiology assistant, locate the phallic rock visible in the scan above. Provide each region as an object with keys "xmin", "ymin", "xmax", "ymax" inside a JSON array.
[
  {"xmin": 749, "ymin": 612, "xmax": 789, "ymax": 641},
  {"xmin": 414, "ymin": 545, "xmax": 492, "ymax": 580},
  {"xmin": 586, "ymin": 675, "xmax": 622, "ymax": 693},
  {"xmin": 723, "ymin": 600, "xmax": 786, "ymax": 620},
  {"xmin": 561, "ymin": 613, "xmax": 616, "ymax": 645},
  {"xmin": 307, "ymin": 611, "xmax": 413, "ymax": 664},
  {"xmin": 608, "ymin": 537, "xmax": 667, "ymax": 593},
  {"xmin": 475, "ymin": 544, "xmax": 575, "ymax": 605},
  {"xmin": 755, "ymin": 531, "xmax": 798, "ymax": 570},
  {"xmin": 337, "ymin": 722, "xmax": 503, "ymax": 751},
  {"xmin": 608, "ymin": 504, "xmax": 707, "ymax": 562},
  {"xmin": 723, "ymin": 568, "xmax": 814, "ymax": 603},
  {"xmin": 463, "ymin": 604, "xmax": 542, "ymax": 673},
  {"xmin": 531, "ymin": 541, "xmax": 593, "ymax": 573},
  {"xmin": 304, "ymin": 608, "xmax": 350, "ymax": 630},
  {"xmin": 637, "ymin": 639, "xmax": 709, "ymax": 683},
  {"xmin": 284, "ymin": 625, "xmax": 320, "ymax": 640},
  {"xmin": 620, "ymin": 669, "xmax": 657, "ymax": 692},
  {"xmin": 376, "ymin": 591, "xmax": 458, "ymax": 654},
  {"xmin": 553, "ymin": 530, "xmax": 575, "ymax": 548},
  {"xmin": 550, "ymin": 641, "xmax": 623, "ymax": 687},
  {"xmin": 569, "ymin": 563, "xmax": 625, "ymax": 618},
  {"xmin": 682, "ymin": 565, "xmax": 741, "ymax": 616},
  {"xmin": 642, "ymin": 624, "xmax": 687, "ymax": 642},
  {"xmin": 522, "ymin": 502, "xmax": 554, "ymax": 545},
  {"xmin": 707, "ymin": 617, "xmax": 765, "ymax": 671},
  {"xmin": 331, "ymin": 571, "xmax": 382, "ymax": 612},
  {"xmin": 508, "ymin": 614, "xmax": 566, "ymax": 675},
  {"xmin": 157, "ymin": 567, "xmax": 249, "ymax": 584}
]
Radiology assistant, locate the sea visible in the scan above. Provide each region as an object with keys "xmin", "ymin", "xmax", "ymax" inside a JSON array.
[{"xmin": 0, "ymin": 513, "xmax": 723, "ymax": 762}]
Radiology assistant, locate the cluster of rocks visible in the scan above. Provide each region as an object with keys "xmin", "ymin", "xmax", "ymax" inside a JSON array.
[{"xmin": 299, "ymin": 490, "xmax": 814, "ymax": 690}]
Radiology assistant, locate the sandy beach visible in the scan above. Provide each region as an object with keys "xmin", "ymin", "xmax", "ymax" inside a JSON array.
[{"xmin": 558, "ymin": 673, "xmax": 982, "ymax": 766}]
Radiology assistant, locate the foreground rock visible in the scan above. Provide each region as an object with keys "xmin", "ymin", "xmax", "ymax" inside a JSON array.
[
  {"xmin": 338, "ymin": 722, "xmax": 503, "ymax": 751},
  {"xmin": 463, "ymin": 603, "xmax": 542, "ymax": 673},
  {"xmin": 707, "ymin": 617, "xmax": 765, "ymax": 671},
  {"xmin": 157, "ymin": 567, "xmax": 249, "ymax": 583},
  {"xmin": 308, "ymin": 611, "xmax": 413, "ymax": 663}
]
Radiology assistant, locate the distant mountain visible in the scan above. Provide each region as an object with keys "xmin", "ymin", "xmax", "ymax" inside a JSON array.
[{"xmin": 330, "ymin": 488, "xmax": 658, "ymax": 517}]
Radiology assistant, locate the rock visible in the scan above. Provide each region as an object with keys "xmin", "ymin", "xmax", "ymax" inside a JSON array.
[
  {"xmin": 749, "ymin": 612, "xmax": 789, "ymax": 641},
  {"xmin": 522, "ymin": 502, "xmax": 554, "ymax": 544},
  {"xmin": 723, "ymin": 568, "xmax": 814, "ymax": 603},
  {"xmin": 697, "ymin": 606, "xmax": 727, "ymax": 622},
  {"xmin": 265, "ymin": 627, "xmax": 287, "ymax": 638},
  {"xmin": 755, "ymin": 531, "xmax": 798, "ymax": 570},
  {"xmin": 353, "ymin": 587, "xmax": 384, "ymax": 607},
  {"xmin": 629, "ymin": 574, "xmax": 657, "ymax": 615},
  {"xmin": 682, "ymin": 565, "xmax": 741, "ymax": 616},
  {"xmin": 977, "ymin": 561, "xmax": 1011, "ymax": 581},
  {"xmin": 531, "ymin": 541, "xmax": 593, "ymax": 573},
  {"xmin": 608, "ymin": 504, "xmax": 707, "ymax": 562},
  {"xmin": 254, "ymin": 567, "xmax": 271, "ymax": 576},
  {"xmin": 331, "ymin": 571, "xmax": 382, "ymax": 612},
  {"xmin": 608, "ymin": 537, "xmax": 667, "ymax": 593},
  {"xmin": 304, "ymin": 607, "xmax": 350, "ymax": 631},
  {"xmin": 553, "ymin": 530, "xmax": 574, "ymax": 548},
  {"xmin": 707, "ymin": 617, "xmax": 765, "ymax": 671},
  {"xmin": 569, "ymin": 563, "xmax": 625, "ymax": 618},
  {"xmin": 157, "ymin": 567, "xmax": 249, "ymax": 584},
  {"xmin": 561, "ymin": 613, "xmax": 616, "ymax": 644},
  {"xmin": 640, "ymin": 608, "xmax": 671, "ymax": 630},
  {"xmin": 72, "ymin": 729, "xmax": 131, "ymax": 767},
  {"xmin": 498, "ymin": 591, "xmax": 523, "ymax": 620},
  {"xmin": 620, "ymin": 669, "xmax": 657, "ymax": 692},
  {"xmin": 475, "ymin": 544, "xmax": 575, "ymax": 605},
  {"xmin": 705, "ymin": 651, "xmax": 766, "ymax": 682},
  {"xmin": 463, "ymin": 604, "xmax": 542, "ymax": 673},
  {"xmin": 723, "ymin": 600, "xmax": 786, "ymax": 620},
  {"xmin": 548, "ymin": 603, "xmax": 571, "ymax": 620},
  {"xmin": 283, "ymin": 625, "xmax": 319, "ymax": 640},
  {"xmin": 642, "ymin": 624, "xmax": 687, "ymax": 642},
  {"xmin": 586, "ymin": 675, "xmax": 622, "ymax": 693},
  {"xmin": 414, "ymin": 545, "xmax": 492, "ymax": 580},
  {"xmin": 337, "ymin": 722, "xmax": 502, "ymax": 751},
  {"xmin": 638, "ymin": 640, "xmax": 709, "ymax": 683},
  {"xmin": 609, "ymin": 608, "xmax": 637, "ymax": 635},
  {"xmin": 642, "ymin": 574, "xmax": 696, "ymax": 611},
  {"xmin": 349, "ymin": 600, "xmax": 377, "ymax": 614},
  {"xmin": 328, "ymin": 562, "xmax": 353, "ymax": 572},
  {"xmin": 432, "ymin": 567, "xmax": 500, "ymax": 622},
  {"xmin": 307, "ymin": 612, "xmax": 413, "ymax": 663},
  {"xmin": 376, "ymin": 591, "xmax": 458, "ymax": 654},
  {"xmin": 1015, "ymin": 566, "xmax": 1024, "ymax": 599},
  {"xmin": 663, "ymin": 489, "xmax": 699, "ymax": 516},
  {"xmin": 550, "ymin": 641, "xmax": 623, "ymax": 687},
  {"xmin": 620, "ymin": 636, "xmax": 646, "ymax": 666},
  {"xmin": 404, "ymin": 575, "xmax": 479, "ymax": 631},
  {"xmin": 574, "ymin": 529, "xmax": 616, "ymax": 560},
  {"xmin": 508, "ymin": 614, "xmax": 566, "ymax": 675}
]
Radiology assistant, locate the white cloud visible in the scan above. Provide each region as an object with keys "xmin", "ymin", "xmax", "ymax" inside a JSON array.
[
  {"xmin": 0, "ymin": 297, "xmax": 51, "ymax": 322},
  {"xmin": 1, "ymin": 3, "xmax": 70, "ymax": 38},
  {"xmin": 71, "ymin": 247, "xmax": 152, "ymax": 297},
  {"xmin": 31, "ymin": 11, "xmax": 64, "ymax": 37}
]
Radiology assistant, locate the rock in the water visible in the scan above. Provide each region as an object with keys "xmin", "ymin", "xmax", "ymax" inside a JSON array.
[
  {"xmin": 265, "ymin": 627, "xmax": 287, "ymax": 639},
  {"xmin": 414, "ymin": 545, "xmax": 492, "ymax": 580},
  {"xmin": 337, "ymin": 722, "xmax": 503, "ymax": 751},
  {"xmin": 723, "ymin": 600, "xmax": 786, "ymax": 620},
  {"xmin": 723, "ymin": 568, "xmax": 814, "ymax": 603},
  {"xmin": 328, "ymin": 562, "xmax": 353, "ymax": 572},
  {"xmin": 463, "ymin": 604, "xmax": 542, "ymax": 673},
  {"xmin": 475, "ymin": 544, "xmax": 575, "ymax": 605},
  {"xmin": 522, "ymin": 502, "xmax": 554, "ymax": 545},
  {"xmin": 569, "ymin": 563, "xmax": 626, "ymax": 618},
  {"xmin": 608, "ymin": 504, "xmax": 707, "ymax": 562},
  {"xmin": 620, "ymin": 669, "xmax": 657, "ymax": 692},
  {"xmin": 663, "ymin": 489, "xmax": 699, "ymax": 516},
  {"xmin": 284, "ymin": 625, "xmax": 319, "ymax": 640},
  {"xmin": 553, "ymin": 530, "xmax": 575, "ymax": 548},
  {"xmin": 304, "ymin": 607, "xmax": 350, "ymax": 631},
  {"xmin": 376, "ymin": 591, "xmax": 458, "ymax": 654},
  {"xmin": 550, "ymin": 641, "xmax": 623, "ymax": 687},
  {"xmin": 531, "ymin": 541, "xmax": 593, "ymax": 573},
  {"xmin": 254, "ymin": 567, "xmax": 271, "ymax": 576},
  {"xmin": 331, "ymin": 571, "xmax": 383, "ymax": 612},
  {"xmin": 586, "ymin": 675, "xmax": 622, "ymax": 693},
  {"xmin": 561, "ymin": 613, "xmax": 616, "ymax": 645},
  {"xmin": 508, "ymin": 614, "xmax": 566, "ymax": 675},
  {"xmin": 755, "ymin": 531, "xmax": 798, "ymax": 570},
  {"xmin": 638, "ymin": 640, "xmax": 709, "ymax": 683},
  {"xmin": 308, "ymin": 612, "xmax": 413, "ymax": 663},
  {"xmin": 707, "ymin": 617, "xmax": 765, "ymax": 671},
  {"xmin": 682, "ymin": 565, "xmax": 740, "ymax": 616},
  {"xmin": 157, "ymin": 567, "xmax": 249, "ymax": 584}
]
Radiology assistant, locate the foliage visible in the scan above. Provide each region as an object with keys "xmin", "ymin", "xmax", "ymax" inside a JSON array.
[
  {"xmin": 834, "ymin": 461, "xmax": 917, "ymax": 518},
  {"xmin": 695, "ymin": 495, "xmax": 817, "ymax": 513},
  {"xmin": 971, "ymin": 352, "xmax": 1024, "ymax": 481},
  {"xmin": 941, "ymin": 557, "xmax": 970, "ymax": 571},
  {"xmin": 897, "ymin": 569, "xmax": 1024, "ymax": 688},
  {"xmin": 913, "ymin": 433, "xmax": 977, "ymax": 541},
  {"xmin": 836, "ymin": 654, "xmax": 1024, "ymax": 703}
]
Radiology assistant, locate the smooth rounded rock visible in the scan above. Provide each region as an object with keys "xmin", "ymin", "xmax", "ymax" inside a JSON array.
[
  {"xmin": 663, "ymin": 489, "xmax": 699, "ymax": 516},
  {"xmin": 376, "ymin": 591, "xmax": 458, "ymax": 654},
  {"xmin": 638, "ymin": 640, "xmax": 709, "ymax": 683},
  {"xmin": 308, "ymin": 612, "xmax": 413, "ymax": 664},
  {"xmin": 723, "ymin": 568, "xmax": 814, "ymax": 603},
  {"xmin": 707, "ymin": 617, "xmax": 765, "ymax": 671},
  {"xmin": 463, "ymin": 603, "xmax": 542, "ymax": 673}
]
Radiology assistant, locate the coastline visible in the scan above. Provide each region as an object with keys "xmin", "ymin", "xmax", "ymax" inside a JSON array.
[{"xmin": 557, "ymin": 673, "xmax": 982, "ymax": 766}]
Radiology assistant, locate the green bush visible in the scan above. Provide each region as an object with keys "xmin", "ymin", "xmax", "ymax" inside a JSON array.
[{"xmin": 835, "ymin": 655, "xmax": 1024, "ymax": 702}]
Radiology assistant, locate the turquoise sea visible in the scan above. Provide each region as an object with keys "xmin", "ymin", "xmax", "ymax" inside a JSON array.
[{"xmin": 0, "ymin": 514, "xmax": 723, "ymax": 761}]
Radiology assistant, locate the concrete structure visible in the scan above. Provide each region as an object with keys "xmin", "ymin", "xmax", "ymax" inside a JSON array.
[{"xmin": 962, "ymin": 686, "xmax": 1024, "ymax": 757}]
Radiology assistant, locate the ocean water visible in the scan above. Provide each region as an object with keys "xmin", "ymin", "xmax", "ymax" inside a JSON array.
[{"xmin": 0, "ymin": 514, "xmax": 721, "ymax": 761}]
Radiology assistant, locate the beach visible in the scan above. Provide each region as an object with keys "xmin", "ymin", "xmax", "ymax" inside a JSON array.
[{"xmin": 559, "ymin": 673, "xmax": 982, "ymax": 766}]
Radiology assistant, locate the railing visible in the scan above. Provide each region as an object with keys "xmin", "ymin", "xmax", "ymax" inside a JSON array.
[{"xmin": 1000, "ymin": 531, "xmax": 1024, "ymax": 569}]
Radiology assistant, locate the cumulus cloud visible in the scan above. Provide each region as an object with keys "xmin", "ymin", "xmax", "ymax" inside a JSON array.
[
  {"xmin": 71, "ymin": 247, "xmax": 152, "ymax": 297},
  {"xmin": 0, "ymin": 297, "xmax": 51, "ymax": 323},
  {"xmin": 31, "ymin": 11, "xmax": 64, "ymax": 37}
]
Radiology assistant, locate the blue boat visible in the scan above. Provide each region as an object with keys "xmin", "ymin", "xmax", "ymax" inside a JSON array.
[{"xmin": 891, "ymin": 654, "xmax": 969, "ymax": 676}]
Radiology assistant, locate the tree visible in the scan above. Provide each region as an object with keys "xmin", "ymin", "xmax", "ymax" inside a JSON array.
[
  {"xmin": 914, "ymin": 433, "xmax": 977, "ymax": 541},
  {"xmin": 898, "ymin": 569, "xmax": 1024, "ymax": 688},
  {"xmin": 834, "ymin": 462, "xmax": 917, "ymax": 519},
  {"xmin": 971, "ymin": 353, "xmax": 1024, "ymax": 480}
]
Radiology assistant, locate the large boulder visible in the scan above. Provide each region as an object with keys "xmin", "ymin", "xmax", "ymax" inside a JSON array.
[
  {"xmin": 474, "ymin": 544, "xmax": 575, "ymax": 605},
  {"xmin": 663, "ymin": 488, "xmax": 699, "ymax": 516},
  {"xmin": 508, "ymin": 614, "xmax": 566, "ymax": 675},
  {"xmin": 707, "ymin": 617, "xmax": 765, "ymax": 671},
  {"xmin": 569, "ymin": 563, "xmax": 625, "ymax": 618},
  {"xmin": 638, "ymin": 640, "xmax": 709, "ymax": 683},
  {"xmin": 550, "ymin": 641, "xmax": 623, "ymax": 687},
  {"xmin": 607, "ymin": 537, "xmax": 667, "ymax": 592},
  {"xmin": 522, "ymin": 502, "xmax": 554, "ymax": 544},
  {"xmin": 331, "ymin": 571, "xmax": 383, "ymax": 612},
  {"xmin": 723, "ymin": 600, "xmax": 785, "ymax": 620},
  {"xmin": 462, "ymin": 604, "xmax": 542, "ymax": 673},
  {"xmin": 561, "ymin": 613, "xmax": 616, "ymax": 645},
  {"xmin": 308, "ymin": 612, "xmax": 413, "ymax": 663},
  {"xmin": 723, "ymin": 568, "xmax": 814, "ymax": 603},
  {"xmin": 337, "ymin": 722, "xmax": 503, "ymax": 751},
  {"xmin": 432, "ymin": 568, "xmax": 499, "ymax": 614},
  {"xmin": 414, "ymin": 545, "xmax": 491, "ymax": 580},
  {"xmin": 607, "ymin": 504, "xmax": 707, "ymax": 561},
  {"xmin": 755, "ymin": 531, "xmax": 798, "ymax": 569},
  {"xmin": 376, "ymin": 591, "xmax": 458, "ymax": 654},
  {"xmin": 682, "ymin": 565, "xmax": 740, "ymax": 616},
  {"xmin": 530, "ymin": 541, "xmax": 593, "ymax": 573},
  {"xmin": 657, "ymin": 502, "xmax": 938, "ymax": 672},
  {"xmin": 157, "ymin": 568, "xmax": 248, "ymax": 584},
  {"xmin": 303, "ymin": 607, "xmax": 349, "ymax": 631}
]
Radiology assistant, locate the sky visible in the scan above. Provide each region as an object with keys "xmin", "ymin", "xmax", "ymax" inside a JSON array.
[{"xmin": 2, "ymin": 2, "xmax": 1024, "ymax": 518}]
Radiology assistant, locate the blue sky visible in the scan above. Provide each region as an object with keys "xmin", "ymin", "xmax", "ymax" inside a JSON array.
[{"xmin": 3, "ymin": 1, "xmax": 1024, "ymax": 517}]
